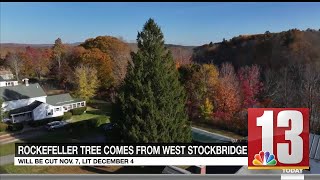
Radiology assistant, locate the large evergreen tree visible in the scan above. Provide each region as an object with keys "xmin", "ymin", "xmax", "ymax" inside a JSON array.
[{"xmin": 111, "ymin": 19, "xmax": 192, "ymax": 143}]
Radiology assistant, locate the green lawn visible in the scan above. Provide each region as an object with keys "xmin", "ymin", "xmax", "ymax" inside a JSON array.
[
  {"xmin": 70, "ymin": 100, "xmax": 111, "ymax": 123},
  {"xmin": 0, "ymin": 141, "xmax": 23, "ymax": 156}
]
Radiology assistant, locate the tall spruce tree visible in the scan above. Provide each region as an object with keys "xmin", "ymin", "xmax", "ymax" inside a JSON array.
[{"xmin": 111, "ymin": 19, "xmax": 192, "ymax": 143}]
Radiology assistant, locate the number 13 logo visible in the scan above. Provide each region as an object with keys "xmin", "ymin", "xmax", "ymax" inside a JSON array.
[{"xmin": 248, "ymin": 108, "xmax": 309, "ymax": 170}]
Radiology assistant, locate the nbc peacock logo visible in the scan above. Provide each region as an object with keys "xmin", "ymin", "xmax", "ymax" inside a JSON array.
[{"xmin": 253, "ymin": 151, "xmax": 277, "ymax": 166}]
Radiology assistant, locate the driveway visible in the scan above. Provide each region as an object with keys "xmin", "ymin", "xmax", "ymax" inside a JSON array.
[{"xmin": 0, "ymin": 128, "xmax": 47, "ymax": 145}]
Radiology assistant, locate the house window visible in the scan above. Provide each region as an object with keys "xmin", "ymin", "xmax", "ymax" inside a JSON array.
[
  {"xmin": 72, "ymin": 104, "xmax": 76, "ymax": 109},
  {"xmin": 77, "ymin": 103, "xmax": 81, "ymax": 107},
  {"xmin": 81, "ymin": 102, "xmax": 85, "ymax": 107},
  {"xmin": 63, "ymin": 106, "xmax": 67, "ymax": 111},
  {"xmin": 47, "ymin": 109, "xmax": 53, "ymax": 116},
  {"xmin": 55, "ymin": 107, "xmax": 60, "ymax": 112}
]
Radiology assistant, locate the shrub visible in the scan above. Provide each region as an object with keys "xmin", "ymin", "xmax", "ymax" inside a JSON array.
[
  {"xmin": 62, "ymin": 112, "xmax": 72, "ymax": 121},
  {"xmin": 0, "ymin": 122, "xmax": 8, "ymax": 132},
  {"xmin": 7, "ymin": 123, "xmax": 24, "ymax": 132},
  {"xmin": 70, "ymin": 107, "xmax": 87, "ymax": 115}
]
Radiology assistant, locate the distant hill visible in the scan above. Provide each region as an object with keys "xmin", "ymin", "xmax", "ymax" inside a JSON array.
[
  {"xmin": 1, "ymin": 42, "xmax": 195, "ymax": 63},
  {"xmin": 192, "ymin": 29, "xmax": 320, "ymax": 70}
]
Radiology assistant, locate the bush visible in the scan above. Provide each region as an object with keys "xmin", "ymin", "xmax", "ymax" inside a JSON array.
[
  {"xmin": 0, "ymin": 122, "xmax": 8, "ymax": 132},
  {"xmin": 62, "ymin": 112, "xmax": 72, "ymax": 120},
  {"xmin": 7, "ymin": 123, "xmax": 24, "ymax": 132},
  {"xmin": 70, "ymin": 107, "xmax": 87, "ymax": 115}
]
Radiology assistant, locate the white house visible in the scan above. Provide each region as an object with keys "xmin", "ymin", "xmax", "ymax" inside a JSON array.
[
  {"xmin": 0, "ymin": 79, "xmax": 86, "ymax": 123},
  {"xmin": 0, "ymin": 69, "xmax": 18, "ymax": 87}
]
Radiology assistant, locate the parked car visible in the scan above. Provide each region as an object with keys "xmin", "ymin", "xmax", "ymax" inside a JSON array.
[
  {"xmin": 3, "ymin": 118, "xmax": 11, "ymax": 123},
  {"xmin": 46, "ymin": 121, "xmax": 68, "ymax": 131}
]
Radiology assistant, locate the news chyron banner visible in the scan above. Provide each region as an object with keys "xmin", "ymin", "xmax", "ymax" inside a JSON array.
[
  {"xmin": 14, "ymin": 143, "xmax": 248, "ymax": 166},
  {"xmin": 248, "ymin": 108, "xmax": 309, "ymax": 170}
]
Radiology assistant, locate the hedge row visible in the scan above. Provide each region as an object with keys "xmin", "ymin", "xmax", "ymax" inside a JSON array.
[
  {"xmin": 71, "ymin": 107, "xmax": 87, "ymax": 115},
  {"xmin": 0, "ymin": 122, "xmax": 25, "ymax": 132},
  {"xmin": 7, "ymin": 123, "xmax": 24, "ymax": 132},
  {"xmin": 0, "ymin": 122, "xmax": 8, "ymax": 132}
]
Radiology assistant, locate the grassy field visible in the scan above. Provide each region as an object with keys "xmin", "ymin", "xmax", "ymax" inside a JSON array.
[
  {"xmin": 70, "ymin": 100, "xmax": 111, "ymax": 123},
  {"xmin": 0, "ymin": 141, "xmax": 23, "ymax": 156},
  {"xmin": 0, "ymin": 164, "xmax": 166, "ymax": 174}
]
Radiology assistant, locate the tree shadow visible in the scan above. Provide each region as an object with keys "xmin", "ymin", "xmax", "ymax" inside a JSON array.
[{"xmin": 2, "ymin": 89, "xmax": 30, "ymax": 101}]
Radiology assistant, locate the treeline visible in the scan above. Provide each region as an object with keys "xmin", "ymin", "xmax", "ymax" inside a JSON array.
[
  {"xmin": 1, "ymin": 36, "xmax": 131, "ymax": 100},
  {"xmin": 1, "ymin": 26, "xmax": 320, "ymax": 137},
  {"xmin": 192, "ymin": 29, "xmax": 320, "ymax": 70},
  {"xmin": 178, "ymin": 61, "xmax": 320, "ymax": 135}
]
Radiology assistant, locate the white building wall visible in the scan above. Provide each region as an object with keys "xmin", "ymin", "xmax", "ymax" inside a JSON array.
[
  {"xmin": 62, "ymin": 101, "xmax": 86, "ymax": 112},
  {"xmin": 33, "ymin": 103, "xmax": 64, "ymax": 121},
  {"xmin": 2, "ymin": 96, "xmax": 47, "ymax": 112},
  {"xmin": 0, "ymin": 81, "xmax": 19, "ymax": 87}
]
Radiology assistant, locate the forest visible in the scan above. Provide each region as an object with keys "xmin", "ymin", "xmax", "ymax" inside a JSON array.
[{"xmin": 1, "ymin": 27, "xmax": 319, "ymax": 138}]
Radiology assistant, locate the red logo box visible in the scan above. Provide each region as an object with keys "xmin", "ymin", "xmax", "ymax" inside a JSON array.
[{"xmin": 248, "ymin": 108, "xmax": 309, "ymax": 169}]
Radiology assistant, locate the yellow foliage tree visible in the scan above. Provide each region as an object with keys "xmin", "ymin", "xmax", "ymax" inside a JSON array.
[
  {"xmin": 75, "ymin": 65, "xmax": 99, "ymax": 101},
  {"xmin": 200, "ymin": 97, "xmax": 214, "ymax": 121},
  {"xmin": 200, "ymin": 64, "xmax": 219, "ymax": 99}
]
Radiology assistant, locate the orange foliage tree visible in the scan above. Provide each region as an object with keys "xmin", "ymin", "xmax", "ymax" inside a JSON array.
[
  {"xmin": 80, "ymin": 48, "xmax": 113, "ymax": 89},
  {"xmin": 215, "ymin": 63, "xmax": 241, "ymax": 121},
  {"xmin": 81, "ymin": 36, "xmax": 131, "ymax": 87}
]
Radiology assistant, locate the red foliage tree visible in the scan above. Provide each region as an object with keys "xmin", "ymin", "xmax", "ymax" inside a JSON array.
[{"xmin": 238, "ymin": 65, "xmax": 263, "ymax": 108}]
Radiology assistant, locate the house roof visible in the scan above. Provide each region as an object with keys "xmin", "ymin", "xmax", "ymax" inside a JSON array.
[
  {"xmin": 9, "ymin": 100, "xmax": 43, "ymax": 115},
  {"xmin": 0, "ymin": 83, "xmax": 47, "ymax": 101},
  {"xmin": 46, "ymin": 93, "xmax": 84, "ymax": 106}
]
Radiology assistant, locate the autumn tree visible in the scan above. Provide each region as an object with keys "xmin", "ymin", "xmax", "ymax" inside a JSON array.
[
  {"xmin": 80, "ymin": 48, "xmax": 113, "ymax": 89},
  {"xmin": 5, "ymin": 52, "xmax": 23, "ymax": 81},
  {"xmin": 75, "ymin": 65, "xmax": 99, "ymax": 101},
  {"xmin": 52, "ymin": 38, "xmax": 66, "ymax": 78},
  {"xmin": 215, "ymin": 63, "xmax": 241, "ymax": 120},
  {"xmin": 179, "ymin": 63, "xmax": 219, "ymax": 121},
  {"xmin": 81, "ymin": 36, "xmax": 131, "ymax": 87},
  {"xmin": 111, "ymin": 19, "xmax": 192, "ymax": 143},
  {"xmin": 55, "ymin": 46, "xmax": 86, "ymax": 89},
  {"xmin": 200, "ymin": 97, "xmax": 214, "ymax": 121},
  {"xmin": 238, "ymin": 65, "xmax": 262, "ymax": 108},
  {"xmin": 200, "ymin": 64, "xmax": 219, "ymax": 101},
  {"xmin": 300, "ymin": 63, "xmax": 320, "ymax": 132},
  {"xmin": 25, "ymin": 47, "xmax": 52, "ymax": 79},
  {"xmin": 178, "ymin": 64, "xmax": 203, "ymax": 119}
]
